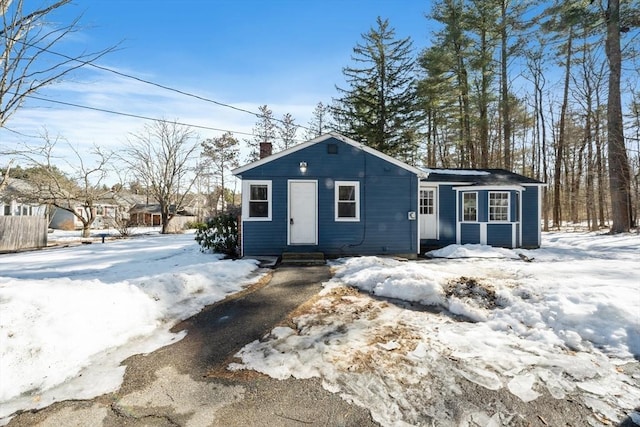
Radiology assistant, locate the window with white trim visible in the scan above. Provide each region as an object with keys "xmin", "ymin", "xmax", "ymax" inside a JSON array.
[
  {"xmin": 463, "ymin": 192, "xmax": 477, "ymax": 222},
  {"xmin": 243, "ymin": 180, "xmax": 272, "ymax": 220},
  {"xmin": 420, "ymin": 189, "xmax": 434, "ymax": 215},
  {"xmin": 335, "ymin": 181, "xmax": 360, "ymax": 221},
  {"xmin": 489, "ymin": 191, "xmax": 509, "ymax": 221}
]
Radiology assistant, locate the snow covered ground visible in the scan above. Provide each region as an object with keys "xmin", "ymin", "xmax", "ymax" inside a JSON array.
[
  {"xmin": 1, "ymin": 229, "xmax": 638, "ymax": 426},
  {"xmin": 0, "ymin": 229, "xmax": 262, "ymax": 423},
  {"xmin": 230, "ymin": 232, "xmax": 640, "ymax": 426}
]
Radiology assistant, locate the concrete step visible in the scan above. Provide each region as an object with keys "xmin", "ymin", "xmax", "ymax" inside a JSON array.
[{"xmin": 280, "ymin": 252, "xmax": 326, "ymax": 265}]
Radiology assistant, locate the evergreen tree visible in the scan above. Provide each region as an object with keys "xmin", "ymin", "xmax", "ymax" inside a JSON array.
[
  {"xmin": 201, "ymin": 131, "xmax": 239, "ymax": 213},
  {"xmin": 247, "ymin": 105, "xmax": 277, "ymax": 161},
  {"xmin": 423, "ymin": 0, "xmax": 474, "ymax": 167},
  {"xmin": 332, "ymin": 17, "xmax": 419, "ymax": 158},
  {"xmin": 277, "ymin": 113, "xmax": 298, "ymax": 151},
  {"xmin": 606, "ymin": 0, "xmax": 632, "ymax": 231},
  {"xmin": 304, "ymin": 102, "xmax": 332, "ymax": 140}
]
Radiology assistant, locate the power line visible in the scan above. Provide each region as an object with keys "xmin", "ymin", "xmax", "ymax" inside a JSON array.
[
  {"xmin": 12, "ymin": 36, "xmax": 314, "ymax": 132},
  {"xmin": 23, "ymin": 94, "xmax": 256, "ymax": 136}
]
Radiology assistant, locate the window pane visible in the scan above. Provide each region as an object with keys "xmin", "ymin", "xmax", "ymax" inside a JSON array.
[
  {"xmin": 338, "ymin": 185, "xmax": 355, "ymax": 201},
  {"xmin": 420, "ymin": 190, "xmax": 434, "ymax": 215},
  {"xmin": 338, "ymin": 201, "xmax": 356, "ymax": 218},
  {"xmin": 489, "ymin": 192, "xmax": 509, "ymax": 221},
  {"xmin": 250, "ymin": 185, "xmax": 268, "ymax": 201},
  {"xmin": 249, "ymin": 201, "xmax": 269, "ymax": 217},
  {"xmin": 463, "ymin": 193, "xmax": 477, "ymax": 221}
]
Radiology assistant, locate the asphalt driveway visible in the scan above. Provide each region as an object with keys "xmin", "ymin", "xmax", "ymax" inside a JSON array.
[{"xmin": 6, "ymin": 265, "xmax": 378, "ymax": 427}]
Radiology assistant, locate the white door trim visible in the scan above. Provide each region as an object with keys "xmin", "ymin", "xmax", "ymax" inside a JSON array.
[
  {"xmin": 287, "ymin": 180, "xmax": 318, "ymax": 245},
  {"xmin": 419, "ymin": 186, "xmax": 438, "ymax": 240}
]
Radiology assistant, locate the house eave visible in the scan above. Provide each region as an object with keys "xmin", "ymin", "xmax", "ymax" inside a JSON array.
[{"xmin": 232, "ymin": 132, "xmax": 427, "ymax": 178}]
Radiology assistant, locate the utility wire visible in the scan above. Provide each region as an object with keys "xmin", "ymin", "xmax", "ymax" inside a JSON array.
[
  {"xmin": 23, "ymin": 94, "xmax": 256, "ymax": 136},
  {"xmin": 12, "ymin": 36, "xmax": 313, "ymax": 132}
]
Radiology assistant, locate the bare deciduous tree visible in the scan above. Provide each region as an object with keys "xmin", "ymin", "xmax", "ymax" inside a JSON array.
[
  {"xmin": 0, "ymin": 0, "xmax": 114, "ymax": 127},
  {"xmin": 121, "ymin": 120, "xmax": 200, "ymax": 234},
  {"xmin": 19, "ymin": 132, "xmax": 113, "ymax": 237}
]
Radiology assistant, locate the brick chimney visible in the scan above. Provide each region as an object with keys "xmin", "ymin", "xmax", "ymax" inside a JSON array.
[{"xmin": 259, "ymin": 142, "xmax": 272, "ymax": 159}]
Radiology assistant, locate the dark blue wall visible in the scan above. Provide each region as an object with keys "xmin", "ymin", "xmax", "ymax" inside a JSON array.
[
  {"xmin": 460, "ymin": 223, "xmax": 480, "ymax": 244},
  {"xmin": 486, "ymin": 224, "xmax": 513, "ymax": 247},
  {"xmin": 521, "ymin": 185, "xmax": 540, "ymax": 248},
  {"xmin": 423, "ymin": 186, "xmax": 541, "ymax": 249},
  {"xmin": 239, "ymin": 137, "xmax": 418, "ymax": 256},
  {"xmin": 438, "ymin": 185, "xmax": 457, "ymax": 245}
]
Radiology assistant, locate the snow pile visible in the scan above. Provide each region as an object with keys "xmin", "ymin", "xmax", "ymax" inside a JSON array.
[
  {"xmin": 327, "ymin": 256, "xmax": 449, "ymax": 306},
  {"xmin": 0, "ymin": 233, "xmax": 261, "ymax": 422},
  {"xmin": 231, "ymin": 233, "xmax": 640, "ymax": 425},
  {"xmin": 428, "ymin": 243, "xmax": 523, "ymax": 259}
]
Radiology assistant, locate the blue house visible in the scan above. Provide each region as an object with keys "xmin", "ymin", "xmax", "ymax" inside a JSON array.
[
  {"xmin": 419, "ymin": 168, "xmax": 544, "ymax": 250},
  {"xmin": 232, "ymin": 133, "xmax": 544, "ymax": 258}
]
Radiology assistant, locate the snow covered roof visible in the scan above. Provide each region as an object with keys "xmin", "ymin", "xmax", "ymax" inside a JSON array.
[
  {"xmin": 423, "ymin": 168, "xmax": 544, "ymax": 185},
  {"xmin": 0, "ymin": 178, "xmax": 37, "ymax": 201}
]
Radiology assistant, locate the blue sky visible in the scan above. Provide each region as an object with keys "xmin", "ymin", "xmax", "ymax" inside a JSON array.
[{"xmin": 1, "ymin": 0, "xmax": 433, "ymax": 161}]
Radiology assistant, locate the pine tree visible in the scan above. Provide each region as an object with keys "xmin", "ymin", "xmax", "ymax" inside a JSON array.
[
  {"xmin": 424, "ymin": 0, "xmax": 474, "ymax": 167},
  {"xmin": 332, "ymin": 17, "xmax": 419, "ymax": 158},
  {"xmin": 247, "ymin": 105, "xmax": 277, "ymax": 161},
  {"xmin": 606, "ymin": 0, "xmax": 632, "ymax": 232},
  {"xmin": 277, "ymin": 113, "xmax": 298, "ymax": 151},
  {"xmin": 201, "ymin": 132, "xmax": 239, "ymax": 213},
  {"xmin": 304, "ymin": 102, "xmax": 332, "ymax": 140}
]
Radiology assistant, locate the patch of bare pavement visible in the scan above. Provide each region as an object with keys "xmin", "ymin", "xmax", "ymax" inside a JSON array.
[
  {"xmin": 5, "ymin": 265, "xmax": 627, "ymax": 426},
  {"xmin": 6, "ymin": 266, "xmax": 376, "ymax": 427}
]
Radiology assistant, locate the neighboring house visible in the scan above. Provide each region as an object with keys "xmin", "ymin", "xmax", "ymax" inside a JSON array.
[
  {"xmin": 49, "ymin": 191, "xmax": 147, "ymax": 231},
  {"xmin": 232, "ymin": 132, "xmax": 544, "ymax": 258},
  {"xmin": 49, "ymin": 203, "xmax": 121, "ymax": 230},
  {"xmin": 0, "ymin": 178, "xmax": 47, "ymax": 217},
  {"xmin": 129, "ymin": 204, "xmax": 196, "ymax": 232},
  {"xmin": 0, "ymin": 178, "xmax": 48, "ymax": 252}
]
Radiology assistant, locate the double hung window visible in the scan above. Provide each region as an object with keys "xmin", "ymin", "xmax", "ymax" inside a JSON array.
[
  {"xmin": 489, "ymin": 192, "xmax": 509, "ymax": 221},
  {"xmin": 243, "ymin": 180, "xmax": 272, "ymax": 220},
  {"xmin": 335, "ymin": 181, "xmax": 360, "ymax": 221},
  {"xmin": 463, "ymin": 192, "xmax": 477, "ymax": 222}
]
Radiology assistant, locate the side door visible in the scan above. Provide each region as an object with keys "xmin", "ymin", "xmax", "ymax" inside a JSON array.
[{"xmin": 419, "ymin": 187, "xmax": 437, "ymax": 239}]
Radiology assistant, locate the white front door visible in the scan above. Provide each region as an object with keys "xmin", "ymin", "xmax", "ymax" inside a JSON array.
[
  {"xmin": 419, "ymin": 187, "xmax": 437, "ymax": 239},
  {"xmin": 288, "ymin": 180, "xmax": 317, "ymax": 245}
]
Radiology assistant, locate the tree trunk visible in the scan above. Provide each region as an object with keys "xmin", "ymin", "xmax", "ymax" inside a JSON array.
[
  {"xmin": 605, "ymin": 0, "xmax": 632, "ymax": 233},
  {"xmin": 553, "ymin": 28, "xmax": 573, "ymax": 229},
  {"xmin": 479, "ymin": 26, "xmax": 490, "ymax": 168},
  {"xmin": 596, "ymin": 127, "xmax": 607, "ymax": 227},
  {"xmin": 586, "ymin": 124, "xmax": 596, "ymax": 231},
  {"xmin": 500, "ymin": 0, "xmax": 511, "ymax": 170},
  {"xmin": 160, "ymin": 203, "xmax": 170, "ymax": 234},
  {"xmin": 220, "ymin": 169, "xmax": 225, "ymax": 213}
]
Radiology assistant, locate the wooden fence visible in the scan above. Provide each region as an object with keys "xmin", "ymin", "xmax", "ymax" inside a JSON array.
[{"xmin": 0, "ymin": 216, "xmax": 48, "ymax": 252}]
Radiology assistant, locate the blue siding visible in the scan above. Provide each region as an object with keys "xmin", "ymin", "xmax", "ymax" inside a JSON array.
[
  {"xmin": 487, "ymin": 224, "xmax": 513, "ymax": 247},
  {"xmin": 460, "ymin": 223, "xmax": 480, "ymax": 244},
  {"xmin": 437, "ymin": 185, "xmax": 457, "ymax": 245},
  {"xmin": 434, "ymin": 188, "xmax": 538, "ymax": 249},
  {"xmin": 240, "ymin": 137, "xmax": 418, "ymax": 256},
  {"xmin": 521, "ymin": 185, "xmax": 540, "ymax": 248},
  {"xmin": 477, "ymin": 192, "xmax": 488, "ymax": 222}
]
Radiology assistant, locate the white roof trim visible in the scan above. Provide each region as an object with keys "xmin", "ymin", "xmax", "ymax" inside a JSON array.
[
  {"xmin": 453, "ymin": 185, "xmax": 526, "ymax": 191},
  {"xmin": 232, "ymin": 132, "xmax": 427, "ymax": 177}
]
